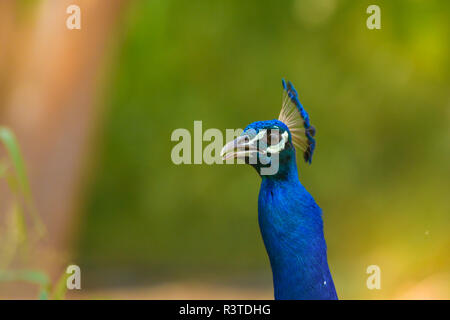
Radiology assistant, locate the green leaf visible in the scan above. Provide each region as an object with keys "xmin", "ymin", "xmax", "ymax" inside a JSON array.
[
  {"xmin": 38, "ymin": 288, "xmax": 49, "ymax": 300},
  {"xmin": 51, "ymin": 269, "xmax": 70, "ymax": 300},
  {"xmin": 0, "ymin": 127, "xmax": 45, "ymax": 236},
  {"xmin": 13, "ymin": 204, "xmax": 28, "ymax": 246},
  {"xmin": 0, "ymin": 127, "xmax": 30, "ymax": 199},
  {"xmin": 0, "ymin": 269, "xmax": 53, "ymax": 300},
  {"xmin": 19, "ymin": 270, "xmax": 49, "ymax": 286},
  {"xmin": 0, "ymin": 269, "xmax": 50, "ymax": 286}
]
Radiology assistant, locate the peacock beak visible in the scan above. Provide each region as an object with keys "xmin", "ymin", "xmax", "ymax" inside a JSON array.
[{"xmin": 220, "ymin": 131, "xmax": 264, "ymax": 161}]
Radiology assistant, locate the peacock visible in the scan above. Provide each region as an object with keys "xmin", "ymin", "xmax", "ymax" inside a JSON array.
[{"xmin": 221, "ymin": 79, "xmax": 338, "ymax": 300}]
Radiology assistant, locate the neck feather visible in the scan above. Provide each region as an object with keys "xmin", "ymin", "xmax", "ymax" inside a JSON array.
[{"xmin": 258, "ymin": 157, "xmax": 337, "ymax": 299}]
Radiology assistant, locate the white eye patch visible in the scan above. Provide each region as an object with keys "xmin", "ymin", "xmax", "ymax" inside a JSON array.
[{"xmin": 265, "ymin": 131, "xmax": 289, "ymax": 154}]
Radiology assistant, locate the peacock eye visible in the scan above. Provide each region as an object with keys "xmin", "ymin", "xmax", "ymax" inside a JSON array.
[{"xmin": 266, "ymin": 130, "xmax": 281, "ymax": 146}]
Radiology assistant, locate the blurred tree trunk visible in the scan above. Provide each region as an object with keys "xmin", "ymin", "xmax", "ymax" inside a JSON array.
[{"xmin": 0, "ymin": 0, "xmax": 129, "ymax": 290}]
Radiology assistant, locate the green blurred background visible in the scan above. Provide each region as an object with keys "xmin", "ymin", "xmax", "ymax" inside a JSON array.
[
  {"xmin": 75, "ymin": 0, "xmax": 449, "ymax": 299},
  {"xmin": 1, "ymin": 0, "xmax": 448, "ymax": 299}
]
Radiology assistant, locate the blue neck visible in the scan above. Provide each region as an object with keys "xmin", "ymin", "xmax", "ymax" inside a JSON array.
[{"xmin": 258, "ymin": 159, "xmax": 338, "ymax": 300}]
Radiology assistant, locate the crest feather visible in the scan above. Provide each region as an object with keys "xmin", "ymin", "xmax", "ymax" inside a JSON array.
[{"xmin": 278, "ymin": 79, "xmax": 316, "ymax": 163}]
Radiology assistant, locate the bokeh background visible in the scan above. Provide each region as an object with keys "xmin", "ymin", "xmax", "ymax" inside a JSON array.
[{"xmin": 0, "ymin": 0, "xmax": 449, "ymax": 299}]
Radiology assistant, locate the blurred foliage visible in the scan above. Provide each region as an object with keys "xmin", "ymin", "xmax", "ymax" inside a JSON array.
[
  {"xmin": 0, "ymin": 268, "xmax": 70, "ymax": 300},
  {"xmin": 0, "ymin": 127, "xmax": 58, "ymax": 299},
  {"xmin": 77, "ymin": 0, "xmax": 450, "ymax": 298},
  {"xmin": 0, "ymin": 269, "xmax": 50, "ymax": 299},
  {"xmin": 0, "ymin": 127, "xmax": 44, "ymax": 267}
]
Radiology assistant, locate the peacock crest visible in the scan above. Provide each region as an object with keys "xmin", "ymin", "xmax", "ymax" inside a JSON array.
[{"xmin": 278, "ymin": 79, "xmax": 316, "ymax": 164}]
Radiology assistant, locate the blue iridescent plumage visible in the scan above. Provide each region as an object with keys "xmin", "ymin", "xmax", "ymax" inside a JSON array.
[{"xmin": 221, "ymin": 79, "xmax": 337, "ymax": 300}]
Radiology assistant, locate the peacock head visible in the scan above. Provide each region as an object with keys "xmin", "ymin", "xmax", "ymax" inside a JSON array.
[{"xmin": 220, "ymin": 79, "xmax": 316, "ymax": 177}]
